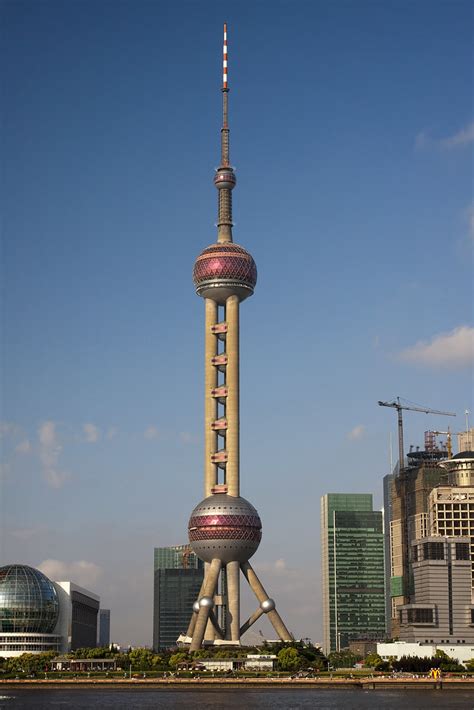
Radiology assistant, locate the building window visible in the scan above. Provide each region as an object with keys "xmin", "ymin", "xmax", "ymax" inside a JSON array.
[
  {"xmin": 407, "ymin": 608, "xmax": 434, "ymax": 624},
  {"xmin": 423, "ymin": 542, "xmax": 444, "ymax": 560},
  {"xmin": 456, "ymin": 543, "xmax": 470, "ymax": 560},
  {"xmin": 413, "ymin": 545, "xmax": 418, "ymax": 562}
]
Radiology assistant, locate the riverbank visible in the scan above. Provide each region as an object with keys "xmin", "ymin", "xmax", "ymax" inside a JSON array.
[{"xmin": 2, "ymin": 677, "xmax": 474, "ymax": 690}]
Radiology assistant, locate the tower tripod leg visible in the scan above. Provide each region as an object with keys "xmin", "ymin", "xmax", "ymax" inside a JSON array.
[
  {"xmin": 185, "ymin": 576, "xmax": 207, "ymax": 638},
  {"xmin": 189, "ymin": 558, "xmax": 221, "ymax": 651},
  {"xmin": 240, "ymin": 561, "xmax": 292, "ymax": 641},
  {"xmin": 225, "ymin": 560, "xmax": 240, "ymax": 640}
]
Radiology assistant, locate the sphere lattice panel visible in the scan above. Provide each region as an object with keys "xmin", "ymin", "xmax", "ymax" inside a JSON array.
[
  {"xmin": 188, "ymin": 493, "xmax": 262, "ymax": 563},
  {"xmin": 193, "ymin": 243, "xmax": 257, "ymax": 303},
  {"xmin": 0, "ymin": 565, "xmax": 59, "ymax": 633}
]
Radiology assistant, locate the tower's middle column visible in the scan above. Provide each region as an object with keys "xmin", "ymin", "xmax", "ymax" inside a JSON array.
[
  {"xmin": 204, "ymin": 298, "xmax": 218, "ymax": 496},
  {"xmin": 225, "ymin": 293, "xmax": 240, "ymax": 640}
]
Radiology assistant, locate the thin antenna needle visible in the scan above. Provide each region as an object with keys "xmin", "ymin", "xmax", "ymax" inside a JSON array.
[{"xmin": 223, "ymin": 23, "xmax": 228, "ymax": 89}]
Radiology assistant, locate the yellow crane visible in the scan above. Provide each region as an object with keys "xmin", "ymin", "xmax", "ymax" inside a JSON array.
[
  {"xmin": 378, "ymin": 397, "xmax": 456, "ymax": 469},
  {"xmin": 428, "ymin": 429, "xmax": 453, "ymax": 458}
]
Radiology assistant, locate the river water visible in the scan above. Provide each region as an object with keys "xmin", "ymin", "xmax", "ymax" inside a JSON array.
[{"xmin": 0, "ymin": 688, "xmax": 473, "ymax": 709}]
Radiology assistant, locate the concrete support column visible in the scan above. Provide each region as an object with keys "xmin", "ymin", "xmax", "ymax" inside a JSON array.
[
  {"xmin": 239, "ymin": 607, "xmax": 264, "ymax": 636},
  {"xmin": 190, "ymin": 558, "xmax": 221, "ymax": 651},
  {"xmin": 240, "ymin": 561, "xmax": 292, "ymax": 641},
  {"xmin": 225, "ymin": 295, "xmax": 239, "ymax": 497},
  {"xmin": 204, "ymin": 298, "xmax": 218, "ymax": 496},
  {"xmin": 186, "ymin": 576, "xmax": 207, "ymax": 637},
  {"xmin": 225, "ymin": 560, "xmax": 240, "ymax": 641}
]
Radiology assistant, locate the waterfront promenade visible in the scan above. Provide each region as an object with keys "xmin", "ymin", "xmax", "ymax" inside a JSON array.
[{"xmin": 2, "ymin": 676, "xmax": 474, "ymax": 691}]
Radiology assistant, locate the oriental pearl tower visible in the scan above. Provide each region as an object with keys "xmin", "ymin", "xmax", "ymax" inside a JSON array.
[{"xmin": 181, "ymin": 24, "xmax": 292, "ymax": 650}]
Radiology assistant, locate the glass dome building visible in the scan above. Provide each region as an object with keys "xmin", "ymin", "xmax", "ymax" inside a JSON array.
[
  {"xmin": 0, "ymin": 565, "xmax": 60, "ymax": 633},
  {"xmin": 0, "ymin": 564, "xmax": 62, "ymax": 657}
]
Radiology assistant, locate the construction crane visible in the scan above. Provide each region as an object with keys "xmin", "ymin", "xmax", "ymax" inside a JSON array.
[
  {"xmin": 427, "ymin": 429, "xmax": 453, "ymax": 458},
  {"xmin": 378, "ymin": 397, "xmax": 456, "ymax": 470}
]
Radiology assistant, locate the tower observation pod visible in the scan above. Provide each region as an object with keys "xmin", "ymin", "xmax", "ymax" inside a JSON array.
[{"xmin": 179, "ymin": 24, "xmax": 292, "ymax": 650}]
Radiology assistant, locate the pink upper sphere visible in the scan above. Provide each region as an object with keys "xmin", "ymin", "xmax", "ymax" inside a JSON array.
[{"xmin": 193, "ymin": 243, "xmax": 257, "ymax": 290}]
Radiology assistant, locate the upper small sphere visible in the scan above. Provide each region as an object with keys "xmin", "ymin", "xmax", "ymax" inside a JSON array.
[
  {"xmin": 188, "ymin": 493, "xmax": 262, "ymax": 563},
  {"xmin": 214, "ymin": 168, "xmax": 237, "ymax": 190},
  {"xmin": 193, "ymin": 243, "xmax": 257, "ymax": 304},
  {"xmin": 0, "ymin": 564, "xmax": 60, "ymax": 633}
]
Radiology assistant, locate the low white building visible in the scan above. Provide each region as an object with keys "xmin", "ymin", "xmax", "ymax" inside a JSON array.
[
  {"xmin": 377, "ymin": 641, "xmax": 474, "ymax": 666},
  {"xmin": 186, "ymin": 654, "xmax": 277, "ymax": 672}
]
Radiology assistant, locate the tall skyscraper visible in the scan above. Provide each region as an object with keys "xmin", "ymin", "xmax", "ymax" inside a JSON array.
[
  {"xmin": 383, "ymin": 471, "xmax": 395, "ymax": 635},
  {"xmin": 321, "ymin": 494, "xmax": 385, "ymax": 655},
  {"xmin": 429, "ymin": 451, "xmax": 474, "ymax": 599},
  {"xmin": 180, "ymin": 25, "xmax": 292, "ymax": 650},
  {"xmin": 98, "ymin": 609, "xmax": 110, "ymax": 647},
  {"xmin": 153, "ymin": 545, "xmax": 204, "ymax": 652},
  {"xmin": 388, "ymin": 446, "xmax": 447, "ymax": 635}
]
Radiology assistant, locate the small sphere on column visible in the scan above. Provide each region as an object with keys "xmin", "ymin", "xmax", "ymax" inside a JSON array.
[
  {"xmin": 199, "ymin": 596, "xmax": 214, "ymax": 609},
  {"xmin": 214, "ymin": 168, "xmax": 237, "ymax": 190},
  {"xmin": 260, "ymin": 598, "xmax": 276, "ymax": 613}
]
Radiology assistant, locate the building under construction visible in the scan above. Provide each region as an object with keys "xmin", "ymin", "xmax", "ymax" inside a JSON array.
[{"xmin": 386, "ymin": 433, "xmax": 450, "ymax": 637}]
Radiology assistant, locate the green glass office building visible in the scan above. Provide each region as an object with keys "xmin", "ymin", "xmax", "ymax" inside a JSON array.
[
  {"xmin": 321, "ymin": 494, "xmax": 385, "ymax": 654},
  {"xmin": 153, "ymin": 545, "xmax": 204, "ymax": 651}
]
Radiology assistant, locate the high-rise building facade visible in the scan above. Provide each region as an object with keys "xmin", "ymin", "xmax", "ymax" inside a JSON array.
[
  {"xmin": 429, "ymin": 451, "xmax": 474, "ymax": 599},
  {"xmin": 388, "ymin": 447, "xmax": 446, "ymax": 635},
  {"xmin": 398, "ymin": 536, "xmax": 474, "ymax": 644},
  {"xmin": 98, "ymin": 609, "xmax": 110, "ymax": 647},
  {"xmin": 383, "ymin": 471, "xmax": 395, "ymax": 635},
  {"xmin": 153, "ymin": 545, "xmax": 204, "ymax": 651},
  {"xmin": 458, "ymin": 429, "xmax": 474, "ymax": 453},
  {"xmin": 54, "ymin": 581, "xmax": 100, "ymax": 650},
  {"xmin": 179, "ymin": 25, "xmax": 292, "ymax": 650},
  {"xmin": 321, "ymin": 494, "xmax": 385, "ymax": 655}
]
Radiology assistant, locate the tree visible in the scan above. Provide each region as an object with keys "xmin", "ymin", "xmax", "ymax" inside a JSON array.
[
  {"xmin": 128, "ymin": 648, "xmax": 159, "ymax": 670},
  {"xmin": 169, "ymin": 652, "xmax": 188, "ymax": 669},
  {"xmin": 464, "ymin": 658, "xmax": 474, "ymax": 672},
  {"xmin": 364, "ymin": 653, "xmax": 383, "ymax": 668},
  {"xmin": 277, "ymin": 647, "xmax": 302, "ymax": 672},
  {"xmin": 328, "ymin": 650, "xmax": 362, "ymax": 669}
]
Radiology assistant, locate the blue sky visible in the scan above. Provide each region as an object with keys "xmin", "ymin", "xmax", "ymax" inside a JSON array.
[{"xmin": 1, "ymin": 0, "xmax": 473, "ymax": 646}]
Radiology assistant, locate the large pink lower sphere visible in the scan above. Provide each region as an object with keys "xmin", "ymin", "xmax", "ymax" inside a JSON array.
[{"xmin": 188, "ymin": 493, "xmax": 262, "ymax": 563}]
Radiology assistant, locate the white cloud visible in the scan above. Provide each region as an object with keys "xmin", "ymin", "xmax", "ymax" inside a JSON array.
[
  {"xmin": 440, "ymin": 121, "xmax": 474, "ymax": 149},
  {"xmin": 143, "ymin": 426, "xmax": 160, "ymax": 440},
  {"xmin": 348, "ymin": 424, "xmax": 366, "ymax": 440},
  {"xmin": 0, "ymin": 421, "xmax": 20, "ymax": 438},
  {"xmin": 38, "ymin": 421, "xmax": 70, "ymax": 488},
  {"xmin": 254, "ymin": 558, "xmax": 296, "ymax": 577},
  {"xmin": 399, "ymin": 325, "xmax": 474, "ymax": 368},
  {"xmin": 179, "ymin": 431, "xmax": 198, "ymax": 445},
  {"xmin": 9, "ymin": 526, "xmax": 47, "ymax": 541},
  {"xmin": 415, "ymin": 130, "xmax": 430, "ymax": 151},
  {"xmin": 15, "ymin": 439, "xmax": 31, "ymax": 454},
  {"xmin": 38, "ymin": 559, "xmax": 102, "ymax": 588},
  {"xmin": 83, "ymin": 422, "xmax": 100, "ymax": 443},
  {"xmin": 415, "ymin": 121, "xmax": 474, "ymax": 151}
]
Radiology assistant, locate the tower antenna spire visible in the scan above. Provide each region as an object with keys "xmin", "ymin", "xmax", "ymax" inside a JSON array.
[
  {"xmin": 214, "ymin": 22, "xmax": 235, "ymax": 242},
  {"xmin": 221, "ymin": 22, "xmax": 229, "ymax": 165}
]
